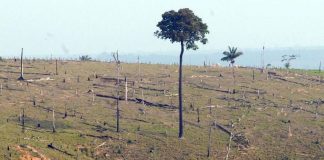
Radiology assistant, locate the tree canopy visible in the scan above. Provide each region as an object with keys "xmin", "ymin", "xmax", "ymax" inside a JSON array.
[
  {"xmin": 221, "ymin": 46, "xmax": 243, "ymax": 65},
  {"xmin": 154, "ymin": 8, "xmax": 209, "ymax": 50},
  {"xmin": 79, "ymin": 55, "xmax": 92, "ymax": 61},
  {"xmin": 281, "ymin": 54, "xmax": 298, "ymax": 69}
]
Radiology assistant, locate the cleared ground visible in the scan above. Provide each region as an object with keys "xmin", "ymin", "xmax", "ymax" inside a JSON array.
[{"xmin": 0, "ymin": 59, "xmax": 323, "ymax": 159}]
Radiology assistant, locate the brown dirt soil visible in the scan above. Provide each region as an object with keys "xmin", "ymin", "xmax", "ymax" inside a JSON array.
[{"xmin": 15, "ymin": 145, "xmax": 49, "ymax": 160}]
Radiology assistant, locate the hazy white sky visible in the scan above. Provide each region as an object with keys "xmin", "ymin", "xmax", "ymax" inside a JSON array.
[{"xmin": 0, "ymin": 0, "xmax": 323, "ymax": 57}]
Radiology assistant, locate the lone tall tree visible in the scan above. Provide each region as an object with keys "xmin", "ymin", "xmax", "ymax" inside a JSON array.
[
  {"xmin": 155, "ymin": 8, "xmax": 209, "ymax": 138},
  {"xmin": 221, "ymin": 46, "xmax": 243, "ymax": 93}
]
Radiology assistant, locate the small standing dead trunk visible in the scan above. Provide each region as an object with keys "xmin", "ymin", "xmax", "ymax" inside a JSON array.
[
  {"xmin": 33, "ymin": 97, "xmax": 36, "ymax": 107},
  {"xmin": 132, "ymin": 87, "xmax": 135, "ymax": 97},
  {"xmin": 252, "ymin": 69, "xmax": 255, "ymax": 81},
  {"xmin": 197, "ymin": 108, "xmax": 200, "ymax": 123},
  {"xmin": 52, "ymin": 106, "xmax": 56, "ymax": 133},
  {"xmin": 138, "ymin": 56, "xmax": 141, "ymax": 82},
  {"xmin": 73, "ymin": 107, "xmax": 76, "ymax": 117},
  {"xmin": 163, "ymin": 82, "xmax": 166, "ymax": 95},
  {"xmin": 319, "ymin": 61, "xmax": 321, "ymax": 73},
  {"xmin": 225, "ymin": 133, "xmax": 233, "ymax": 160},
  {"xmin": 319, "ymin": 76, "xmax": 322, "ymax": 84},
  {"xmin": 92, "ymin": 90, "xmax": 95, "ymax": 104},
  {"xmin": 207, "ymin": 123, "xmax": 212, "ymax": 158},
  {"xmin": 141, "ymin": 89, "xmax": 145, "ymax": 107},
  {"xmin": 257, "ymin": 90, "xmax": 260, "ymax": 99},
  {"xmin": 113, "ymin": 51, "xmax": 121, "ymax": 133},
  {"xmin": 288, "ymin": 123, "xmax": 292, "ymax": 137},
  {"xmin": 116, "ymin": 90, "xmax": 120, "ymax": 133},
  {"xmin": 116, "ymin": 97, "xmax": 120, "ymax": 132},
  {"xmin": 64, "ymin": 105, "xmax": 67, "ymax": 118},
  {"xmin": 125, "ymin": 77, "xmax": 128, "ymax": 104},
  {"xmin": 243, "ymin": 90, "xmax": 246, "ymax": 99},
  {"xmin": 0, "ymin": 83, "xmax": 2, "ymax": 95},
  {"xmin": 315, "ymin": 100, "xmax": 319, "ymax": 120},
  {"xmin": 55, "ymin": 59, "xmax": 58, "ymax": 75},
  {"xmin": 208, "ymin": 98, "xmax": 212, "ymax": 114},
  {"xmin": 18, "ymin": 48, "xmax": 24, "ymax": 80},
  {"xmin": 190, "ymin": 102, "xmax": 194, "ymax": 111},
  {"xmin": 21, "ymin": 108, "xmax": 25, "ymax": 133}
]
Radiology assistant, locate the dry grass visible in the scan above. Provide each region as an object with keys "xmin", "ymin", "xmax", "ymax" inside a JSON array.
[{"xmin": 0, "ymin": 59, "xmax": 323, "ymax": 159}]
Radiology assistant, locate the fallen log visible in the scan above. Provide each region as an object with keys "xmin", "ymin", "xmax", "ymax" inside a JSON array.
[
  {"xmin": 189, "ymin": 83, "xmax": 229, "ymax": 93},
  {"xmin": 96, "ymin": 94, "xmax": 177, "ymax": 109},
  {"xmin": 213, "ymin": 123, "xmax": 249, "ymax": 148},
  {"xmin": 47, "ymin": 143, "xmax": 74, "ymax": 157},
  {"xmin": 214, "ymin": 123, "xmax": 231, "ymax": 135},
  {"xmin": 100, "ymin": 77, "xmax": 135, "ymax": 84},
  {"xmin": 183, "ymin": 120, "xmax": 202, "ymax": 128},
  {"xmin": 83, "ymin": 134, "xmax": 112, "ymax": 140},
  {"xmin": 139, "ymin": 86, "xmax": 167, "ymax": 92},
  {"xmin": 273, "ymin": 76, "xmax": 307, "ymax": 86},
  {"xmin": 133, "ymin": 98, "xmax": 176, "ymax": 109}
]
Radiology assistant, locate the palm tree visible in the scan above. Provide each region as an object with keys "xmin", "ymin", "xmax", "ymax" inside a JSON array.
[{"xmin": 221, "ymin": 46, "xmax": 243, "ymax": 93}]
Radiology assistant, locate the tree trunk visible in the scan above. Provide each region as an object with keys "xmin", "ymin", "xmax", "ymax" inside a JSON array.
[
  {"xmin": 125, "ymin": 77, "xmax": 128, "ymax": 104},
  {"xmin": 22, "ymin": 108, "xmax": 25, "ymax": 133},
  {"xmin": 225, "ymin": 133, "xmax": 233, "ymax": 160},
  {"xmin": 179, "ymin": 41, "xmax": 184, "ymax": 138},
  {"xmin": 138, "ymin": 56, "xmax": 140, "ymax": 82},
  {"xmin": 116, "ymin": 95, "xmax": 120, "ymax": 132},
  {"xmin": 207, "ymin": 124, "xmax": 212, "ymax": 157},
  {"xmin": 319, "ymin": 61, "xmax": 322, "ymax": 73},
  {"xmin": 92, "ymin": 92, "xmax": 95, "ymax": 103},
  {"xmin": 116, "ymin": 67, "xmax": 120, "ymax": 133},
  {"xmin": 56, "ymin": 59, "xmax": 58, "ymax": 75},
  {"xmin": 18, "ymin": 48, "xmax": 24, "ymax": 80},
  {"xmin": 197, "ymin": 108, "xmax": 200, "ymax": 123},
  {"xmin": 52, "ymin": 106, "xmax": 56, "ymax": 133},
  {"xmin": 232, "ymin": 63, "xmax": 235, "ymax": 93}
]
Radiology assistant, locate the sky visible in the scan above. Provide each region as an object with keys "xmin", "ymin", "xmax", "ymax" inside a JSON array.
[{"xmin": 0, "ymin": 0, "xmax": 324, "ymax": 57}]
